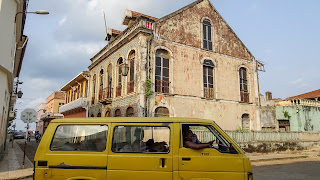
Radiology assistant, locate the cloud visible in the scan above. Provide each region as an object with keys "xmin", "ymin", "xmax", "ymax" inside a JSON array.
[
  {"xmin": 290, "ymin": 78, "xmax": 303, "ymax": 85},
  {"xmin": 58, "ymin": 16, "xmax": 67, "ymax": 26}
]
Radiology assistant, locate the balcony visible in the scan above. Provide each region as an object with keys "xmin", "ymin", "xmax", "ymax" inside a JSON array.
[
  {"xmin": 240, "ymin": 91, "xmax": 249, "ymax": 103},
  {"xmin": 127, "ymin": 81, "xmax": 134, "ymax": 94},
  {"xmin": 99, "ymin": 87, "xmax": 113, "ymax": 105},
  {"xmin": 155, "ymin": 80, "xmax": 169, "ymax": 94},
  {"xmin": 59, "ymin": 98, "xmax": 88, "ymax": 114},
  {"xmin": 204, "ymin": 87, "xmax": 214, "ymax": 99},
  {"xmin": 116, "ymin": 85, "xmax": 122, "ymax": 97}
]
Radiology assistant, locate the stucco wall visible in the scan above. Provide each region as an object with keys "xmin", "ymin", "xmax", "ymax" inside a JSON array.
[
  {"xmin": 155, "ymin": 0, "xmax": 254, "ymax": 61},
  {"xmin": 149, "ymin": 95, "xmax": 258, "ymax": 130},
  {"xmin": 276, "ymin": 106, "xmax": 320, "ymax": 132},
  {"xmin": 0, "ymin": 0, "xmax": 16, "ymax": 71},
  {"xmin": 151, "ymin": 40, "xmax": 257, "ymax": 102},
  {"xmin": 260, "ymin": 105, "xmax": 277, "ymax": 129}
]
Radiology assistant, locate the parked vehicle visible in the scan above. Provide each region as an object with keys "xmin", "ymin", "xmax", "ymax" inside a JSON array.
[
  {"xmin": 14, "ymin": 131, "xmax": 25, "ymax": 139},
  {"xmin": 34, "ymin": 117, "xmax": 253, "ymax": 180}
]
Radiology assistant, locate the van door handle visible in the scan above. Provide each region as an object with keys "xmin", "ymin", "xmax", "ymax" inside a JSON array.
[
  {"xmin": 161, "ymin": 158, "xmax": 165, "ymax": 168},
  {"xmin": 182, "ymin": 157, "xmax": 191, "ymax": 161}
]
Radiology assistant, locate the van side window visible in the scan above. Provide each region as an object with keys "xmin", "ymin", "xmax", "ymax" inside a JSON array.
[
  {"xmin": 112, "ymin": 126, "xmax": 170, "ymax": 153},
  {"xmin": 182, "ymin": 124, "xmax": 233, "ymax": 153},
  {"xmin": 50, "ymin": 125, "xmax": 108, "ymax": 152}
]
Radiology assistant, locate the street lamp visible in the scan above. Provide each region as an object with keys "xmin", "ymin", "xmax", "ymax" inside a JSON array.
[
  {"xmin": 120, "ymin": 62, "xmax": 129, "ymax": 76},
  {"xmin": 15, "ymin": 10, "xmax": 49, "ymax": 23}
]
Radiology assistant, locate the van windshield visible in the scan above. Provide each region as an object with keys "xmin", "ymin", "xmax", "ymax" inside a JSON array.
[{"xmin": 50, "ymin": 125, "xmax": 108, "ymax": 152}]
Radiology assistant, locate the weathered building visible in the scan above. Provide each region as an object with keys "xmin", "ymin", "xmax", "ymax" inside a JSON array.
[
  {"xmin": 59, "ymin": 71, "xmax": 90, "ymax": 118},
  {"xmin": 276, "ymin": 89, "xmax": 320, "ymax": 132},
  {"xmin": 36, "ymin": 103, "xmax": 46, "ymax": 134},
  {"xmin": 0, "ymin": 0, "xmax": 28, "ymax": 154},
  {"xmin": 39, "ymin": 92, "xmax": 64, "ymax": 132},
  {"xmin": 88, "ymin": 0, "xmax": 263, "ymax": 130}
]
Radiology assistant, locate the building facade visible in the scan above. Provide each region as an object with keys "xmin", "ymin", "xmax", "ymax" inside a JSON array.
[
  {"xmin": 36, "ymin": 103, "xmax": 46, "ymax": 134},
  {"xmin": 0, "ymin": 0, "xmax": 28, "ymax": 154},
  {"xmin": 275, "ymin": 89, "xmax": 320, "ymax": 132},
  {"xmin": 39, "ymin": 92, "xmax": 64, "ymax": 133},
  {"xmin": 59, "ymin": 71, "xmax": 89, "ymax": 118},
  {"xmin": 88, "ymin": 0, "xmax": 263, "ymax": 130}
]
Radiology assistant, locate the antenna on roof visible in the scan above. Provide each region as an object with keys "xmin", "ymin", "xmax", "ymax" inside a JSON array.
[{"xmin": 103, "ymin": 11, "xmax": 108, "ymax": 33}]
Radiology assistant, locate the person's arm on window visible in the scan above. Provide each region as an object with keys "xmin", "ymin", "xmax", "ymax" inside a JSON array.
[{"xmin": 185, "ymin": 141, "xmax": 213, "ymax": 149}]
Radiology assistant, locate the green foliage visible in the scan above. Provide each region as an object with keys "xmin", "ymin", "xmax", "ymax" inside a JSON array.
[
  {"xmin": 283, "ymin": 111, "xmax": 291, "ymax": 119},
  {"xmin": 154, "ymin": 101, "xmax": 158, "ymax": 105},
  {"xmin": 145, "ymin": 77, "xmax": 152, "ymax": 97}
]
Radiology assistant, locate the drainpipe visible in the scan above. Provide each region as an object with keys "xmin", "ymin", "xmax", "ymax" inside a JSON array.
[{"xmin": 146, "ymin": 36, "xmax": 152, "ymax": 117}]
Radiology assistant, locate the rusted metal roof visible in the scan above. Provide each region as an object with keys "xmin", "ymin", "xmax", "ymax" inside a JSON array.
[
  {"xmin": 285, "ymin": 89, "xmax": 320, "ymax": 100},
  {"xmin": 131, "ymin": 10, "xmax": 158, "ymax": 21}
]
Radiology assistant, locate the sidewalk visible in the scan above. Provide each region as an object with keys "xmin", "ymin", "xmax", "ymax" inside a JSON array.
[
  {"xmin": 248, "ymin": 153, "xmax": 309, "ymax": 162},
  {"xmin": 0, "ymin": 139, "xmax": 33, "ymax": 180}
]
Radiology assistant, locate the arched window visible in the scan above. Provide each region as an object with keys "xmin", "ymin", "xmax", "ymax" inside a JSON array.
[
  {"xmin": 116, "ymin": 58, "xmax": 123, "ymax": 97},
  {"xmin": 127, "ymin": 51, "xmax": 135, "ymax": 93},
  {"xmin": 155, "ymin": 49, "xmax": 169, "ymax": 93},
  {"xmin": 241, "ymin": 114, "xmax": 250, "ymax": 130},
  {"xmin": 107, "ymin": 64, "xmax": 113, "ymax": 99},
  {"xmin": 114, "ymin": 109, "xmax": 121, "ymax": 117},
  {"xmin": 203, "ymin": 59, "xmax": 214, "ymax": 99},
  {"xmin": 239, "ymin": 67, "xmax": 249, "ymax": 102},
  {"xmin": 154, "ymin": 107, "xmax": 169, "ymax": 117},
  {"xmin": 99, "ymin": 69, "xmax": 104, "ymax": 100},
  {"xmin": 105, "ymin": 109, "xmax": 111, "ymax": 117},
  {"xmin": 90, "ymin": 114, "xmax": 94, "ymax": 117},
  {"xmin": 203, "ymin": 19, "xmax": 212, "ymax": 50},
  {"xmin": 126, "ymin": 107, "xmax": 134, "ymax": 117},
  {"xmin": 97, "ymin": 112, "xmax": 101, "ymax": 117},
  {"xmin": 92, "ymin": 74, "xmax": 96, "ymax": 104}
]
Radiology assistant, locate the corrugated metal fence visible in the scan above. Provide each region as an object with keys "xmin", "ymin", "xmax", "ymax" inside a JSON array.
[{"xmin": 193, "ymin": 130, "xmax": 320, "ymax": 143}]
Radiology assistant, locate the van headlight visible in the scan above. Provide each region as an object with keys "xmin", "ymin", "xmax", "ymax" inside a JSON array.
[{"xmin": 248, "ymin": 172, "xmax": 253, "ymax": 180}]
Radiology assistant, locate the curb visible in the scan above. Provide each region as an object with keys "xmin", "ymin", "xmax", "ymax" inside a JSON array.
[
  {"xmin": 250, "ymin": 155, "xmax": 309, "ymax": 162},
  {"xmin": 2, "ymin": 174, "xmax": 33, "ymax": 180}
]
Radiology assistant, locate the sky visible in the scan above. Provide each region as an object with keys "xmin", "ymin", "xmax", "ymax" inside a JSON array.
[{"xmin": 12, "ymin": 0, "xmax": 320, "ymax": 130}]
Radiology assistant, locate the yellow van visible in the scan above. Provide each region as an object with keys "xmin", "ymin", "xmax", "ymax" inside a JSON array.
[{"xmin": 34, "ymin": 117, "xmax": 253, "ymax": 180}]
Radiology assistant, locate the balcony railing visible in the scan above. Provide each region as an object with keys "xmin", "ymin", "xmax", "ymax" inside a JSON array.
[
  {"xmin": 127, "ymin": 81, "xmax": 134, "ymax": 94},
  {"xmin": 240, "ymin": 90, "xmax": 249, "ymax": 103},
  {"xmin": 155, "ymin": 80, "xmax": 169, "ymax": 93},
  {"xmin": 116, "ymin": 85, "xmax": 122, "ymax": 97},
  {"xmin": 99, "ymin": 87, "xmax": 113, "ymax": 105},
  {"xmin": 204, "ymin": 87, "xmax": 214, "ymax": 99}
]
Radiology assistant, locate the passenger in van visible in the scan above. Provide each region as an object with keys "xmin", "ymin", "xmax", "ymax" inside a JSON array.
[
  {"xmin": 184, "ymin": 130, "xmax": 214, "ymax": 149},
  {"xmin": 182, "ymin": 125, "xmax": 200, "ymax": 144},
  {"xmin": 132, "ymin": 128, "xmax": 146, "ymax": 152}
]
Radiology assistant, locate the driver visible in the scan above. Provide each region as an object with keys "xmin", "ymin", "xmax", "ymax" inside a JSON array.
[{"xmin": 184, "ymin": 130, "xmax": 214, "ymax": 149}]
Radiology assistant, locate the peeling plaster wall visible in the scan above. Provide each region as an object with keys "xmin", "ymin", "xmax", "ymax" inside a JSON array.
[
  {"xmin": 149, "ymin": 95, "xmax": 257, "ymax": 130},
  {"xmin": 276, "ymin": 106, "xmax": 320, "ymax": 132},
  {"xmin": 260, "ymin": 105, "xmax": 277, "ymax": 130},
  {"xmin": 155, "ymin": 0, "xmax": 254, "ymax": 61}
]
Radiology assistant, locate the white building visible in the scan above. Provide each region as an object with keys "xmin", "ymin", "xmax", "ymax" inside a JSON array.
[{"xmin": 0, "ymin": 0, "xmax": 28, "ymax": 154}]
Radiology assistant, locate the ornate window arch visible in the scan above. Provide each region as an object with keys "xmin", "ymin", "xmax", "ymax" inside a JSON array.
[
  {"xmin": 126, "ymin": 107, "xmax": 135, "ymax": 117},
  {"xmin": 154, "ymin": 107, "xmax": 169, "ymax": 117},
  {"xmin": 116, "ymin": 58, "xmax": 123, "ymax": 97},
  {"xmin": 127, "ymin": 50, "xmax": 135, "ymax": 94},
  {"xmin": 202, "ymin": 18, "xmax": 212, "ymax": 50},
  {"xmin": 241, "ymin": 114, "xmax": 250, "ymax": 130},
  {"xmin": 114, "ymin": 108, "xmax": 122, "ymax": 117},
  {"xmin": 155, "ymin": 49, "xmax": 169, "ymax": 93},
  {"xmin": 239, "ymin": 67, "xmax": 249, "ymax": 102},
  {"xmin": 203, "ymin": 59, "xmax": 215, "ymax": 99}
]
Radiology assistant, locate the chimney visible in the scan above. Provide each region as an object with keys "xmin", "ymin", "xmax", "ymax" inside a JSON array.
[{"xmin": 265, "ymin": 91, "xmax": 272, "ymax": 101}]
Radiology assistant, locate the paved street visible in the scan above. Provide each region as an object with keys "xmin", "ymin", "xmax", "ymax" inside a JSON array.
[{"xmin": 252, "ymin": 157, "xmax": 320, "ymax": 180}]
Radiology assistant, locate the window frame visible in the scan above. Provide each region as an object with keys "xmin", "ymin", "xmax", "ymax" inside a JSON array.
[
  {"xmin": 155, "ymin": 50, "xmax": 170, "ymax": 94},
  {"xmin": 239, "ymin": 67, "xmax": 249, "ymax": 103},
  {"xmin": 202, "ymin": 19, "xmax": 213, "ymax": 51},
  {"xmin": 49, "ymin": 124, "xmax": 109, "ymax": 153},
  {"xmin": 111, "ymin": 125, "xmax": 171, "ymax": 154},
  {"xmin": 202, "ymin": 59, "xmax": 215, "ymax": 99}
]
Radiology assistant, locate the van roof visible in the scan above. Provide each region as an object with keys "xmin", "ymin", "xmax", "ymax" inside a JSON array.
[{"xmin": 51, "ymin": 117, "xmax": 215, "ymax": 124}]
